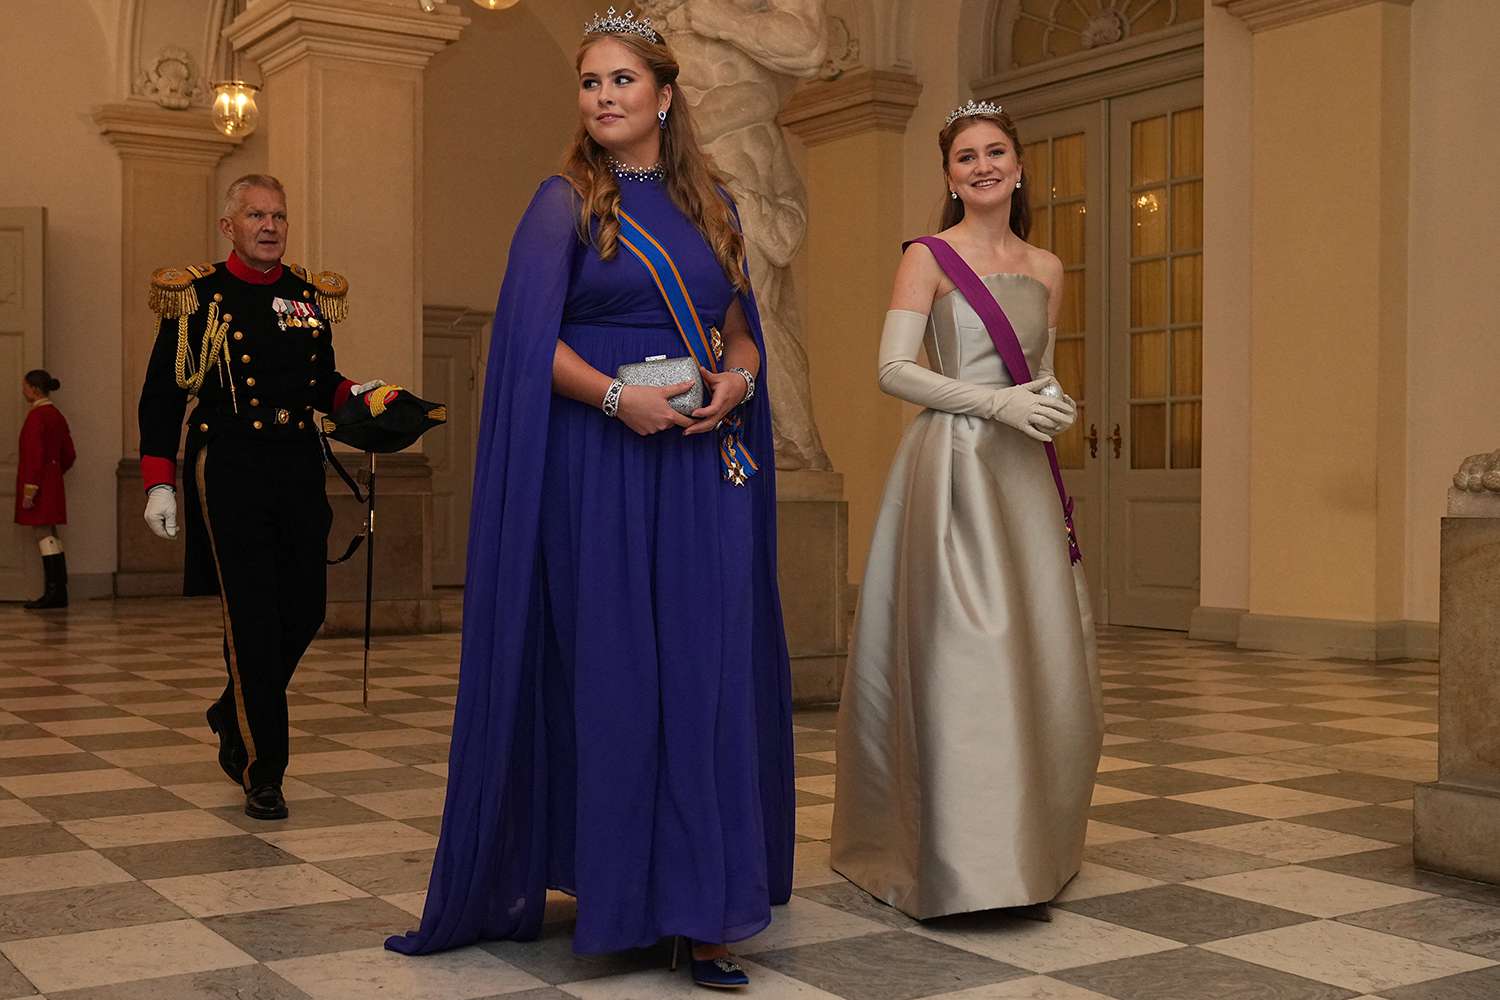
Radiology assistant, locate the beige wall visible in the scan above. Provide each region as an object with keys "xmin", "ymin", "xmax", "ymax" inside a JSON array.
[
  {"xmin": 801, "ymin": 129, "xmax": 911, "ymax": 580},
  {"xmin": 1405, "ymin": 0, "xmax": 1500, "ymax": 622},
  {"xmin": 1246, "ymin": 3, "xmax": 1410, "ymax": 622},
  {"xmin": 423, "ymin": 7, "xmax": 577, "ymax": 313},
  {"xmin": 0, "ymin": 7, "xmax": 124, "ymax": 583}
]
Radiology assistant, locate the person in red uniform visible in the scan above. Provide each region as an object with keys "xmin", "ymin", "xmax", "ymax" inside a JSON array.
[{"xmin": 16, "ymin": 369, "xmax": 76, "ymax": 610}]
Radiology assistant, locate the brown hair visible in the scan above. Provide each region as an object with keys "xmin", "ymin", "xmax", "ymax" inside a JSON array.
[
  {"xmin": 938, "ymin": 109, "xmax": 1031, "ymax": 241},
  {"xmin": 24, "ymin": 370, "xmax": 59, "ymax": 395},
  {"xmin": 562, "ymin": 32, "xmax": 749, "ymax": 292}
]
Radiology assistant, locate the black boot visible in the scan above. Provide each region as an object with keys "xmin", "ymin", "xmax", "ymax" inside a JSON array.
[
  {"xmin": 205, "ymin": 701, "xmax": 248, "ymax": 785},
  {"xmin": 24, "ymin": 553, "xmax": 66, "ymax": 610}
]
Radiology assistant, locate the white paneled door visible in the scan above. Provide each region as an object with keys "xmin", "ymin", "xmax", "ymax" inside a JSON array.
[
  {"xmin": 0, "ymin": 208, "xmax": 46, "ymax": 601},
  {"xmin": 1018, "ymin": 79, "xmax": 1204, "ymax": 629}
]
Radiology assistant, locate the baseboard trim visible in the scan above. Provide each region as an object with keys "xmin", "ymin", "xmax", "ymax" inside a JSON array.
[
  {"xmin": 1237, "ymin": 612, "xmax": 1438, "ymax": 663},
  {"xmin": 113, "ymin": 570, "xmax": 182, "ymax": 598},
  {"xmin": 71, "ymin": 572, "xmax": 116, "ymax": 601},
  {"xmin": 1188, "ymin": 606, "xmax": 1246, "ymax": 644},
  {"xmin": 1415, "ymin": 782, "xmax": 1500, "ymax": 883}
]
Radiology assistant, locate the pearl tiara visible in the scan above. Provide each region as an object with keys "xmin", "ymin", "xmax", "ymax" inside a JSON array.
[
  {"xmin": 584, "ymin": 6, "xmax": 661, "ymax": 43},
  {"xmin": 944, "ymin": 98, "xmax": 1004, "ymax": 129}
]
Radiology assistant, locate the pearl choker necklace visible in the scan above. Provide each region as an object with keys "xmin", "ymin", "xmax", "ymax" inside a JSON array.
[{"xmin": 607, "ymin": 157, "xmax": 666, "ymax": 182}]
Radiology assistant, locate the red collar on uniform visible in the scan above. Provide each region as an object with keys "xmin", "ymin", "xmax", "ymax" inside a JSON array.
[{"xmin": 226, "ymin": 250, "xmax": 284, "ymax": 285}]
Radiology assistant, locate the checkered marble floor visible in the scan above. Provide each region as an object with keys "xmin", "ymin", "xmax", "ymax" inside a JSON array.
[{"xmin": 0, "ymin": 600, "xmax": 1491, "ymax": 1000}]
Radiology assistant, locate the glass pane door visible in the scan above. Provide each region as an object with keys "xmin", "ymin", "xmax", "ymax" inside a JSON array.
[
  {"xmin": 1107, "ymin": 79, "xmax": 1204, "ymax": 630},
  {"xmin": 1028, "ymin": 131, "xmax": 1089, "ymax": 470},
  {"xmin": 1127, "ymin": 106, "xmax": 1202, "ymax": 471}
]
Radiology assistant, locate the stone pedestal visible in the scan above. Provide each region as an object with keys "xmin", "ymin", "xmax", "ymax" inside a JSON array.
[
  {"xmin": 776, "ymin": 470, "xmax": 851, "ymax": 705},
  {"xmin": 1414, "ymin": 488, "xmax": 1500, "ymax": 882},
  {"xmin": 323, "ymin": 452, "xmax": 441, "ymax": 635},
  {"xmin": 115, "ymin": 459, "xmax": 185, "ymax": 597}
]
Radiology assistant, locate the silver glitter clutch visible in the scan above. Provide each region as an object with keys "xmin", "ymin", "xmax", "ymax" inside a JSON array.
[{"xmin": 615, "ymin": 355, "xmax": 703, "ymax": 416}]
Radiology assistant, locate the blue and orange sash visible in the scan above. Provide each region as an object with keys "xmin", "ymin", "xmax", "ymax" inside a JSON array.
[{"xmin": 616, "ymin": 208, "xmax": 758, "ymax": 486}]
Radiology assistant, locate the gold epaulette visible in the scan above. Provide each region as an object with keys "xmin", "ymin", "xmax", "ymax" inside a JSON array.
[
  {"xmin": 288, "ymin": 263, "xmax": 311, "ymax": 282},
  {"xmin": 312, "ymin": 269, "xmax": 349, "ymax": 324},
  {"xmin": 148, "ymin": 263, "xmax": 215, "ymax": 318}
]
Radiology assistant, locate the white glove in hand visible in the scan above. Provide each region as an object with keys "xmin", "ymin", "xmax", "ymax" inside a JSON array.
[
  {"xmin": 144, "ymin": 485, "xmax": 178, "ymax": 540},
  {"xmin": 992, "ymin": 378, "xmax": 1076, "ymax": 442},
  {"xmin": 1034, "ymin": 379, "xmax": 1079, "ymax": 436},
  {"xmin": 353, "ymin": 379, "xmax": 387, "ymax": 396},
  {"xmin": 1031, "ymin": 326, "xmax": 1078, "ymax": 438}
]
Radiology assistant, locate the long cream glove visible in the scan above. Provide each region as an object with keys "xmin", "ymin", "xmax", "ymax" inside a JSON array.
[
  {"xmin": 1033, "ymin": 325, "xmax": 1078, "ymax": 435},
  {"xmin": 877, "ymin": 310, "xmax": 1072, "ymax": 442}
]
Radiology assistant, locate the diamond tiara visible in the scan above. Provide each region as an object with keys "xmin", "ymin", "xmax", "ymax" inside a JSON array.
[
  {"xmin": 584, "ymin": 6, "xmax": 661, "ymax": 43},
  {"xmin": 944, "ymin": 98, "xmax": 1004, "ymax": 129}
]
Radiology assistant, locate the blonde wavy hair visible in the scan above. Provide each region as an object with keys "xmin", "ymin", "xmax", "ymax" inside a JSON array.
[{"xmin": 562, "ymin": 31, "xmax": 750, "ymax": 293}]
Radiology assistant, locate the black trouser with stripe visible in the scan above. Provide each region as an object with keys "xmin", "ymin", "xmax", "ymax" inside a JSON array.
[{"xmin": 195, "ymin": 436, "xmax": 331, "ymax": 790}]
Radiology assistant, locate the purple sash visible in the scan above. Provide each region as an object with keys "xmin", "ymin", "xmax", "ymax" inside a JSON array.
[{"xmin": 907, "ymin": 236, "xmax": 1082, "ymax": 564}]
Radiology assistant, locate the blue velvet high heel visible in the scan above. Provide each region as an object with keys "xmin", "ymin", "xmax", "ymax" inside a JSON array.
[{"xmin": 670, "ymin": 936, "xmax": 750, "ymax": 990}]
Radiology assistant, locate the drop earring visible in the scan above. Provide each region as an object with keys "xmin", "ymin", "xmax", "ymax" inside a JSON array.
[
  {"xmin": 1016, "ymin": 178, "xmax": 1022, "ymax": 189},
  {"xmin": 658, "ymin": 109, "xmax": 668, "ymax": 129},
  {"xmin": 950, "ymin": 190, "xmax": 958, "ymax": 200}
]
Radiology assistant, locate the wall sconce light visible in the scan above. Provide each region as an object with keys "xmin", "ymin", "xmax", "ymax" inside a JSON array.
[
  {"xmin": 211, "ymin": 81, "xmax": 259, "ymax": 137},
  {"xmin": 471, "ymin": 0, "xmax": 521, "ymax": 9}
]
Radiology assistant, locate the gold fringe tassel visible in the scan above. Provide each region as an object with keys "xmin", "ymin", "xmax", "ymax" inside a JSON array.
[
  {"xmin": 148, "ymin": 279, "xmax": 199, "ymax": 319},
  {"xmin": 312, "ymin": 270, "xmax": 349, "ymax": 324}
]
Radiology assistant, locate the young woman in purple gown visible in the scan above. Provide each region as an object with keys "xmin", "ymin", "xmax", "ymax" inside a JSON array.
[{"xmin": 386, "ymin": 10, "xmax": 795, "ymax": 990}]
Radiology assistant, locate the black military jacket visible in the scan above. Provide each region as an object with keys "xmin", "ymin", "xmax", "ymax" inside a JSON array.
[{"xmin": 139, "ymin": 257, "xmax": 350, "ymax": 594}]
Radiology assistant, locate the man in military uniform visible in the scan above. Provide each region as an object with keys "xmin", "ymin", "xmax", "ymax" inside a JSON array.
[{"xmin": 140, "ymin": 174, "xmax": 383, "ymax": 820}]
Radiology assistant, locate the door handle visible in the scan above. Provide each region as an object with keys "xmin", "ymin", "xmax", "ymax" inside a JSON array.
[
  {"xmin": 1111, "ymin": 423, "xmax": 1122, "ymax": 459},
  {"xmin": 1087, "ymin": 423, "xmax": 1099, "ymax": 459}
]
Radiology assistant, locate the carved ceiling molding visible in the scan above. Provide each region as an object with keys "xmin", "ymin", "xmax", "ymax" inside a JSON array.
[
  {"xmin": 116, "ymin": 1, "xmax": 245, "ymax": 109},
  {"xmin": 93, "ymin": 102, "xmax": 243, "ymax": 165},
  {"xmin": 780, "ymin": 67, "xmax": 924, "ymax": 146},
  {"xmin": 1214, "ymin": 0, "xmax": 1414, "ymax": 32},
  {"xmin": 819, "ymin": 12, "xmax": 864, "ymax": 81},
  {"xmin": 134, "ymin": 46, "xmax": 207, "ymax": 109},
  {"xmin": 226, "ymin": 0, "xmax": 468, "ymax": 76},
  {"xmin": 973, "ymin": 20, "xmax": 1201, "ymax": 119},
  {"xmin": 992, "ymin": 0, "xmax": 1204, "ymax": 73}
]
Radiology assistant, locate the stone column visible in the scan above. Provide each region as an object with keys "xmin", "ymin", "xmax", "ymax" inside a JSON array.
[
  {"xmin": 227, "ymin": 0, "xmax": 467, "ymax": 634},
  {"xmin": 1414, "ymin": 488, "xmax": 1500, "ymax": 882},
  {"xmin": 1190, "ymin": 3, "xmax": 1254, "ymax": 643},
  {"xmin": 779, "ymin": 67, "xmax": 921, "ymax": 702},
  {"xmin": 95, "ymin": 103, "xmax": 242, "ymax": 596},
  {"xmin": 1216, "ymin": 0, "xmax": 1421, "ymax": 659}
]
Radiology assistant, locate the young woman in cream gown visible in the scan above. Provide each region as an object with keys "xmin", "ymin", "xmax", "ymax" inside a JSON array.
[{"xmin": 830, "ymin": 101, "xmax": 1102, "ymax": 921}]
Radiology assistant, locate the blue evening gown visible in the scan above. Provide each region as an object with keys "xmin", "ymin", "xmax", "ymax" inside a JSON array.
[{"xmin": 387, "ymin": 174, "xmax": 795, "ymax": 957}]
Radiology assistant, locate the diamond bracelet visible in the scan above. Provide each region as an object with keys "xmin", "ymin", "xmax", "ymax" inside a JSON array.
[
  {"xmin": 601, "ymin": 378, "xmax": 625, "ymax": 418},
  {"xmin": 728, "ymin": 367, "xmax": 755, "ymax": 405}
]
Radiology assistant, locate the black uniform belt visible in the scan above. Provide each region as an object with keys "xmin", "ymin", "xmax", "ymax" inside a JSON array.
[{"xmin": 189, "ymin": 405, "xmax": 318, "ymax": 440}]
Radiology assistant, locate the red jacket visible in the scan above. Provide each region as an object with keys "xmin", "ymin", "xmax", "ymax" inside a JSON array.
[{"xmin": 15, "ymin": 401, "xmax": 75, "ymax": 526}]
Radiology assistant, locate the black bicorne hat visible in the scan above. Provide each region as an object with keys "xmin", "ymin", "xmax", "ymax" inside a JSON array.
[{"xmin": 321, "ymin": 385, "xmax": 446, "ymax": 453}]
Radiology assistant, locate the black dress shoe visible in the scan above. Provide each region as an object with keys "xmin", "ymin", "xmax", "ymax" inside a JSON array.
[
  {"xmin": 244, "ymin": 784, "xmax": 288, "ymax": 821},
  {"xmin": 205, "ymin": 703, "xmax": 247, "ymax": 785}
]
